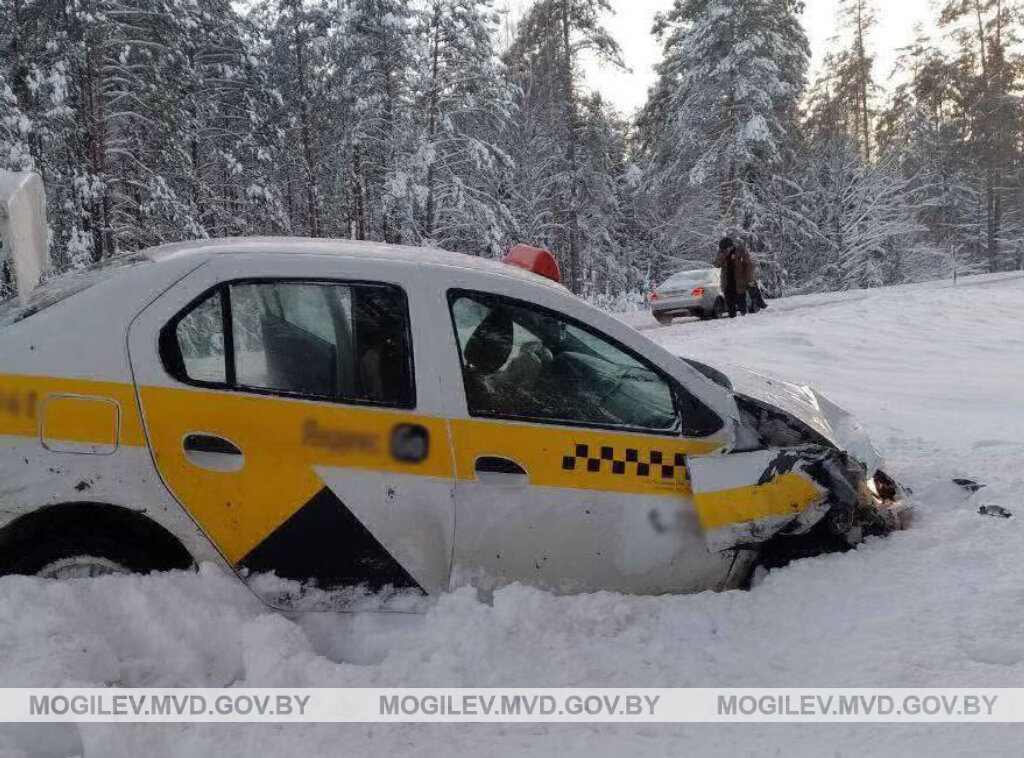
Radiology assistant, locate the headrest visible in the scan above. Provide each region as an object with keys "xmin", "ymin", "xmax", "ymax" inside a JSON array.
[{"xmin": 464, "ymin": 311, "xmax": 513, "ymax": 374}]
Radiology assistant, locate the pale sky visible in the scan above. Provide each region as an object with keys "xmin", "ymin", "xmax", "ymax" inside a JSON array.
[{"xmin": 579, "ymin": 0, "xmax": 939, "ymax": 115}]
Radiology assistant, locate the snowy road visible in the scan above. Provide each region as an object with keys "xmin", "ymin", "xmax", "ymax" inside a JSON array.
[{"xmin": 2, "ymin": 275, "xmax": 1023, "ymax": 757}]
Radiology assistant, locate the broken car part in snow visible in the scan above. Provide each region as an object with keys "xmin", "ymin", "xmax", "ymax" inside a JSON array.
[
  {"xmin": 688, "ymin": 442, "xmax": 906, "ymax": 561},
  {"xmin": 685, "ymin": 370, "xmax": 909, "ymax": 570},
  {"xmin": 979, "ymin": 505, "xmax": 1013, "ymax": 519},
  {"xmin": 954, "ymin": 478, "xmax": 986, "ymax": 493}
]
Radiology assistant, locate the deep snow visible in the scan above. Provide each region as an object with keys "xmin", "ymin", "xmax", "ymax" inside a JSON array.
[{"xmin": 1, "ymin": 273, "xmax": 1023, "ymax": 757}]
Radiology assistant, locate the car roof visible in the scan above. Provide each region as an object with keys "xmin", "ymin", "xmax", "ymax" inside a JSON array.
[
  {"xmin": 143, "ymin": 236, "xmax": 565, "ymax": 291},
  {"xmin": 1, "ymin": 237, "xmax": 567, "ymax": 326}
]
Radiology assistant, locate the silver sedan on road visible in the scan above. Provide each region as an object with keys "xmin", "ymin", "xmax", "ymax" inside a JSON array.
[{"xmin": 651, "ymin": 268, "xmax": 724, "ymax": 325}]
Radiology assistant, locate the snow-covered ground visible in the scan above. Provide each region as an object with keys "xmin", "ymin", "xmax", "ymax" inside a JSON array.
[{"xmin": 2, "ymin": 274, "xmax": 1023, "ymax": 757}]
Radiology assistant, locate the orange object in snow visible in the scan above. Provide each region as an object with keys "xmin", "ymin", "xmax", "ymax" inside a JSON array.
[{"xmin": 503, "ymin": 244, "xmax": 561, "ymax": 283}]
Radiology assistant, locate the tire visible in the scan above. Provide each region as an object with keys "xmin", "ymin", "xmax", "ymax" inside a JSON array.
[
  {"xmin": 742, "ymin": 519, "xmax": 853, "ymax": 589},
  {"xmin": 3, "ymin": 522, "xmax": 184, "ymax": 579},
  {"xmin": 711, "ymin": 298, "xmax": 726, "ymax": 319},
  {"xmin": 654, "ymin": 313, "xmax": 673, "ymax": 326}
]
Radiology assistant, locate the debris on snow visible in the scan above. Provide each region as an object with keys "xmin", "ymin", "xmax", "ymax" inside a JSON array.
[{"xmin": 978, "ymin": 505, "xmax": 1013, "ymax": 519}]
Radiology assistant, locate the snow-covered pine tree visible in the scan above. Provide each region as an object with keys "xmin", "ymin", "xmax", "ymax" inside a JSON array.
[
  {"xmin": 640, "ymin": 0, "xmax": 809, "ymax": 293},
  {"xmin": 157, "ymin": 0, "xmax": 286, "ymax": 242},
  {"xmin": 573, "ymin": 93, "xmax": 626, "ymax": 297},
  {"xmin": 340, "ymin": 0, "xmax": 416, "ymax": 243},
  {"xmin": 101, "ymin": 0, "xmax": 201, "ymax": 252},
  {"xmin": 502, "ymin": 0, "xmax": 626, "ymax": 293},
  {"xmin": 801, "ymin": 104, "xmax": 923, "ymax": 290},
  {"xmin": 790, "ymin": 12, "xmax": 925, "ymax": 292},
  {"xmin": 0, "ymin": 0, "xmax": 118, "ymax": 266},
  {"xmin": 1, "ymin": 0, "xmax": 279, "ymax": 266},
  {"xmin": 938, "ymin": 0, "xmax": 1024, "ymax": 271},
  {"xmin": 0, "ymin": 66, "xmax": 34, "ymax": 297},
  {"xmin": 0, "ymin": 71, "xmax": 33, "ymax": 174},
  {"xmin": 251, "ymin": 0, "xmax": 339, "ymax": 238},
  {"xmin": 412, "ymin": 0, "xmax": 516, "ymax": 256},
  {"xmin": 501, "ymin": 13, "xmax": 566, "ymax": 263},
  {"xmin": 831, "ymin": 0, "xmax": 878, "ymax": 163},
  {"xmin": 877, "ymin": 29, "xmax": 988, "ymax": 279}
]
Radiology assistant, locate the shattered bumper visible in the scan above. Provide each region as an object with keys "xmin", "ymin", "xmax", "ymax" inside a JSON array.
[
  {"xmin": 688, "ymin": 445, "xmax": 910, "ymax": 555},
  {"xmin": 678, "ymin": 356, "xmax": 911, "ymax": 560}
]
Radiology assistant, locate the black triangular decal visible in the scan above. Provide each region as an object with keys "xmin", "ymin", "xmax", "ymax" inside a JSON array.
[{"xmin": 239, "ymin": 486, "xmax": 423, "ymax": 592}]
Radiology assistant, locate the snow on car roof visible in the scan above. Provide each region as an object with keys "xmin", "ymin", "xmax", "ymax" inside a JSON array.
[{"xmin": 143, "ymin": 236, "xmax": 566, "ymax": 290}]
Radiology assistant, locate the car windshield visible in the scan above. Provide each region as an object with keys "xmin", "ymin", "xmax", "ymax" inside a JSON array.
[{"xmin": 659, "ymin": 269, "xmax": 716, "ymax": 290}]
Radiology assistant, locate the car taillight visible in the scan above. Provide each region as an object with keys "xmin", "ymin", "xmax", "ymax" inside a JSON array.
[
  {"xmin": 692, "ymin": 287, "xmax": 705, "ymax": 296},
  {"xmin": 651, "ymin": 292, "xmax": 660, "ymax": 302}
]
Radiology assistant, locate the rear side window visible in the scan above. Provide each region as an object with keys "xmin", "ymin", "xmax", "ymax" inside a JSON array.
[
  {"xmin": 174, "ymin": 292, "xmax": 226, "ymax": 383},
  {"xmin": 161, "ymin": 280, "xmax": 415, "ymax": 408}
]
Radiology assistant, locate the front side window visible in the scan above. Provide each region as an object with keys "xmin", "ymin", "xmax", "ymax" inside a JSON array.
[
  {"xmin": 163, "ymin": 280, "xmax": 414, "ymax": 408},
  {"xmin": 449, "ymin": 291, "xmax": 680, "ymax": 432}
]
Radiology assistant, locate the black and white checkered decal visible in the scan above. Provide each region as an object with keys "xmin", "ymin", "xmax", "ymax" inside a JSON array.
[{"xmin": 561, "ymin": 444, "xmax": 687, "ymax": 480}]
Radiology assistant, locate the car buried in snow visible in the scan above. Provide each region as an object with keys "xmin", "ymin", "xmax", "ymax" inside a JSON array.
[{"xmin": 0, "ymin": 176, "xmax": 906, "ymax": 609}]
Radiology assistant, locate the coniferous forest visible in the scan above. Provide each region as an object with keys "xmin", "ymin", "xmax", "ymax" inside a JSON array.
[{"xmin": 2, "ymin": 0, "xmax": 1022, "ymax": 303}]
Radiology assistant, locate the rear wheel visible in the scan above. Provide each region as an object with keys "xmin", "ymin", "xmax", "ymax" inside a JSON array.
[
  {"xmin": 711, "ymin": 298, "xmax": 726, "ymax": 319},
  {"xmin": 654, "ymin": 313, "xmax": 673, "ymax": 326},
  {"xmin": 36, "ymin": 556, "xmax": 129, "ymax": 580},
  {"xmin": 0, "ymin": 505, "xmax": 194, "ymax": 579},
  {"xmin": 5, "ymin": 529, "xmax": 166, "ymax": 578}
]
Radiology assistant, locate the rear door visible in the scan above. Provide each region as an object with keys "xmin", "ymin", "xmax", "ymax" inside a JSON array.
[
  {"xmin": 127, "ymin": 253, "xmax": 455, "ymax": 607},
  {"xmin": 443, "ymin": 287, "xmax": 741, "ymax": 595}
]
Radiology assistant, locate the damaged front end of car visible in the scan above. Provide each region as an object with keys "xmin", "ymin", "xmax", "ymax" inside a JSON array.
[{"xmin": 682, "ymin": 359, "xmax": 910, "ymax": 572}]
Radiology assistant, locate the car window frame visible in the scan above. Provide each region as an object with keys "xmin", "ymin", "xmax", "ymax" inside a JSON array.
[
  {"xmin": 447, "ymin": 288, "xmax": 700, "ymax": 437},
  {"xmin": 159, "ymin": 277, "xmax": 417, "ymax": 410}
]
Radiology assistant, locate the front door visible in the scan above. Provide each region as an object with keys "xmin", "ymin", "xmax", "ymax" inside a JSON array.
[
  {"xmin": 128, "ymin": 257, "xmax": 455, "ymax": 607},
  {"xmin": 445, "ymin": 290, "xmax": 738, "ymax": 595}
]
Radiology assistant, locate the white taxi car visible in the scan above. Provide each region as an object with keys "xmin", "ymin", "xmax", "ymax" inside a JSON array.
[{"xmin": 0, "ymin": 230, "xmax": 905, "ymax": 607}]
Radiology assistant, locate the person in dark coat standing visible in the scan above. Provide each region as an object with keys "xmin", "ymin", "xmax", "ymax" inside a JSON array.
[{"xmin": 713, "ymin": 236, "xmax": 753, "ymax": 318}]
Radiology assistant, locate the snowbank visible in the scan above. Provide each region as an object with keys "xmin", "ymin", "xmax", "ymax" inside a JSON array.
[{"xmin": 1, "ymin": 274, "xmax": 1022, "ymax": 756}]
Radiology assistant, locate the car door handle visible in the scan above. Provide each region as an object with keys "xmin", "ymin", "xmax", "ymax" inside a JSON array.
[
  {"xmin": 475, "ymin": 456, "xmax": 528, "ymax": 486},
  {"xmin": 183, "ymin": 433, "xmax": 244, "ymax": 472}
]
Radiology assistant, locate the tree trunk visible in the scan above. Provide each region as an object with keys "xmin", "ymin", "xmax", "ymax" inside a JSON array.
[
  {"xmin": 855, "ymin": 0, "xmax": 871, "ymax": 162},
  {"xmin": 560, "ymin": 1, "xmax": 581, "ymax": 294},
  {"xmin": 85, "ymin": 27, "xmax": 111, "ymax": 261},
  {"xmin": 351, "ymin": 147, "xmax": 365, "ymax": 241},
  {"xmin": 291, "ymin": 2, "xmax": 320, "ymax": 238},
  {"xmin": 423, "ymin": 2, "xmax": 441, "ymax": 241}
]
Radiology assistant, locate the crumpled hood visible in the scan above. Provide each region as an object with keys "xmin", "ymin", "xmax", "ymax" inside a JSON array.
[{"xmin": 720, "ymin": 364, "xmax": 884, "ymax": 474}]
